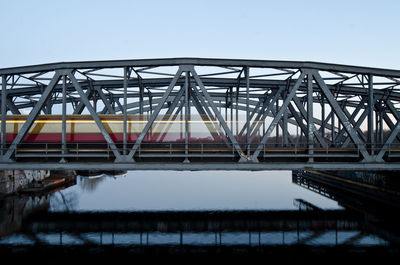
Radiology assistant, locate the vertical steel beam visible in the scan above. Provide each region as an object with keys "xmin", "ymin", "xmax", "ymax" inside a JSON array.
[
  {"xmin": 230, "ymin": 87, "xmax": 233, "ymax": 133},
  {"xmin": 184, "ymin": 71, "xmax": 190, "ymax": 163},
  {"xmin": 320, "ymin": 96, "xmax": 325, "ymax": 137},
  {"xmin": 123, "ymin": 67, "xmax": 128, "ymax": 155},
  {"xmin": 307, "ymin": 73, "xmax": 314, "ymax": 162},
  {"xmin": 225, "ymin": 90, "xmax": 228, "ymax": 137},
  {"xmin": 236, "ymin": 85, "xmax": 239, "ymax": 137},
  {"xmin": 292, "ymin": 96, "xmax": 327, "ymax": 148},
  {"xmin": 45, "ymin": 97, "xmax": 52, "ymax": 114},
  {"xmin": 331, "ymin": 109, "xmax": 335, "ymax": 144},
  {"xmin": 379, "ymin": 102, "xmax": 383, "ymax": 145},
  {"xmin": 283, "ymin": 90, "xmax": 288, "ymax": 146},
  {"xmin": 139, "ymin": 78, "xmax": 144, "ymax": 115},
  {"xmin": 1, "ymin": 75, "xmax": 7, "ymax": 156},
  {"xmin": 275, "ymin": 99, "xmax": 279, "ymax": 145},
  {"xmin": 245, "ymin": 67, "xmax": 250, "ymax": 156},
  {"xmin": 368, "ymin": 74, "xmax": 374, "ymax": 154},
  {"xmin": 60, "ymin": 75, "xmax": 67, "ymax": 163}
]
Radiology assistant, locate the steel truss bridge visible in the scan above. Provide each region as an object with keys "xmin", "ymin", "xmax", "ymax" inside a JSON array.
[{"xmin": 1, "ymin": 58, "xmax": 400, "ymax": 170}]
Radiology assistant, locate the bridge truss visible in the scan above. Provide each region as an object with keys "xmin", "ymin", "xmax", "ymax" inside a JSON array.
[{"xmin": 1, "ymin": 58, "xmax": 400, "ymax": 170}]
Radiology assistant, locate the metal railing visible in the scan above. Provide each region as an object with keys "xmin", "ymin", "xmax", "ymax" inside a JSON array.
[{"xmin": 1, "ymin": 142, "xmax": 400, "ymax": 161}]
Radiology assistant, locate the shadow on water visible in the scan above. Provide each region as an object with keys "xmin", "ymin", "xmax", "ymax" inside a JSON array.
[{"xmin": 1, "ymin": 170, "xmax": 400, "ymax": 263}]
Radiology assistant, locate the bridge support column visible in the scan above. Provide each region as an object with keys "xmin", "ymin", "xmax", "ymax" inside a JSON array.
[
  {"xmin": 283, "ymin": 89, "xmax": 288, "ymax": 147},
  {"xmin": 123, "ymin": 67, "xmax": 128, "ymax": 156},
  {"xmin": 60, "ymin": 75, "xmax": 67, "ymax": 163},
  {"xmin": 1, "ymin": 75, "xmax": 7, "ymax": 157},
  {"xmin": 307, "ymin": 72, "xmax": 314, "ymax": 163},
  {"xmin": 184, "ymin": 71, "xmax": 190, "ymax": 163},
  {"xmin": 368, "ymin": 74, "xmax": 374, "ymax": 155},
  {"xmin": 245, "ymin": 67, "xmax": 250, "ymax": 157}
]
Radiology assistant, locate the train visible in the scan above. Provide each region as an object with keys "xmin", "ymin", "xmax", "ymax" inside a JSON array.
[{"xmin": 0, "ymin": 114, "xmax": 253, "ymax": 143}]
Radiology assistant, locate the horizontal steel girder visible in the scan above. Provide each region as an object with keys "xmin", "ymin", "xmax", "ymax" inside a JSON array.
[
  {"xmin": 2, "ymin": 57, "xmax": 400, "ymax": 77},
  {"xmin": 0, "ymin": 162, "xmax": 399, "ymax": 171}
]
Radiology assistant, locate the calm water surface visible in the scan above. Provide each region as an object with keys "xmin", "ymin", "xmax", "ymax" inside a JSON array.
[
  {"xmin": 50, "ymin": 170, "xmax": 341, "ymax": 211},
  {"xmin": 1, "ymin": 170, "xmax": 397, "ymax": 251}
]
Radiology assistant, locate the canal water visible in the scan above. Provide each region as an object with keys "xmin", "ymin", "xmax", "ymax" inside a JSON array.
[
  {"xmin": 50, "ymin": 171, "xmax": 340, "ymax": 211},
  {"xmin": 1, "ymin": 170, "xmax": 399, "ymax": 262}
]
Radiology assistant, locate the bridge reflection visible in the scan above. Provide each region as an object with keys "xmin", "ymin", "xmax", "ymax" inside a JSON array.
[
  {"xmin": 1, "ymin": 170, "xmax": 400, "ymax": 262},
  {"xmin": 17, "ymin": 209, "xmax": 365, "ymax": 246}
]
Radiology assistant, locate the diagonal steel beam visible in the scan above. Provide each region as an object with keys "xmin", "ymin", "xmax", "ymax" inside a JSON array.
[
  {"xmin": 68, "ymin": 72, "xmax": 124, "ymax": 162},
  {"xmin": 335, "ymin": 97, "xmax": 367, "ymax": 143},
  {"xmin": 95, "ymin": 86, "xmax": 115, "ymax": 114},
  {"xmin": 1, "ymin": 72, "xmax": 61, "ymax": 161},
  {"xmin": 155, "ymin": 100, "xmax": 185, "ymax": 143},
  {"xmin": 386, "ymin": 99, "xmax": 400, "ymax": 120},
  {"xmin": 127, "ymin": 67, "xmax": 184, "ymax": 160},
  {"xmin": 382, "ymin": 111, "xmax": 400, "ymax": 143},
  {"xmin": 238, "ymin": 94, "xmax": 265, "ymax": 137},
  {"xmin": 151, "ymin": 86, "xmax": 185, "ymax": 139},
  {"xmin": 190, "ymin": 83, "xmax": 218, "ymax": 122},
  {"xmin": 249, "ymin": 87, "xmax": 284, "ymax": 139},
  {"xmin": 5, "ymin": 98, "xmax": 21, "ymax": 114},
  {"xmin": 190, "ymin": 86, "xmax": 226, "ymax": 142},
  {"xmin": 376, "ymin": 101, "xmax": 400, "ymax": 161},
  {"xmin": 292, "ymin": 96, "xmax": 328, "ymax": 148},
  {"xmin": 342, "ymin": 108, "xmax": 368, "ymax": 147},
  {"xmin": 190, "ymin": 84, "xmax": 228, "ymax": 138},
  {"xmin": 312, "ymin": 70, "xmax": 372, "ymax": 162},
  {"xmin": 190, "ymin": 66, "xmax": 247, "ymax": 161},
  {"xmin": 288, "ymin": 103, "xmax": 309, "ymax": 141},
  {"xmin": 73, "ymin": 86, "xmax": 92, "ymax": 114},
  {"xmin": 269, "ymin": 106, "xmax": 295, "ymax": 145},
  {"xmin": 251, "ymin": 71, "xmax": 307, "ymax": 161}
]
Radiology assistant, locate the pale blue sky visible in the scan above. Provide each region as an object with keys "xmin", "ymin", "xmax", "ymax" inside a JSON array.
[{"xmin": 1, "ymin": 0, "xmax": 399, "ymax": 70}]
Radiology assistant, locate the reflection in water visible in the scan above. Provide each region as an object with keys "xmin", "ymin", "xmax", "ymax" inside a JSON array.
[
  {"xmin": 0, "ymin": 195, "xmax": 50, "ymax": 239},
  {"xmin": 49, "ymin": 191, "xmax": 78, "ymax": 212},
  {"xmin": 5, "ymin": 209, "xmax": 387, "ymax": 247},
  {"xmin": 51, "ymin": 171, "xmax": 341, "ymax": 211},
  {"xmin": 1, "ymin": 170, "xmax": 400, "ymax": 261},
  {"xmin": 77, "ymin": 174, "xmax": 106, "ymax": 192}
]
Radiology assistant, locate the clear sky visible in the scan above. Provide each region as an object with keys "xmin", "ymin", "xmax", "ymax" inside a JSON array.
[{"xmin": 1, "ymin": 0, "xmax": 399, "ymax": 70}]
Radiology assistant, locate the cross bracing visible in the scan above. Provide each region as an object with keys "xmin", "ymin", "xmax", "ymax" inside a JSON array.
[{"xmin": 1, "ymin": 58, "xmax": 400, "ymax": 170}]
